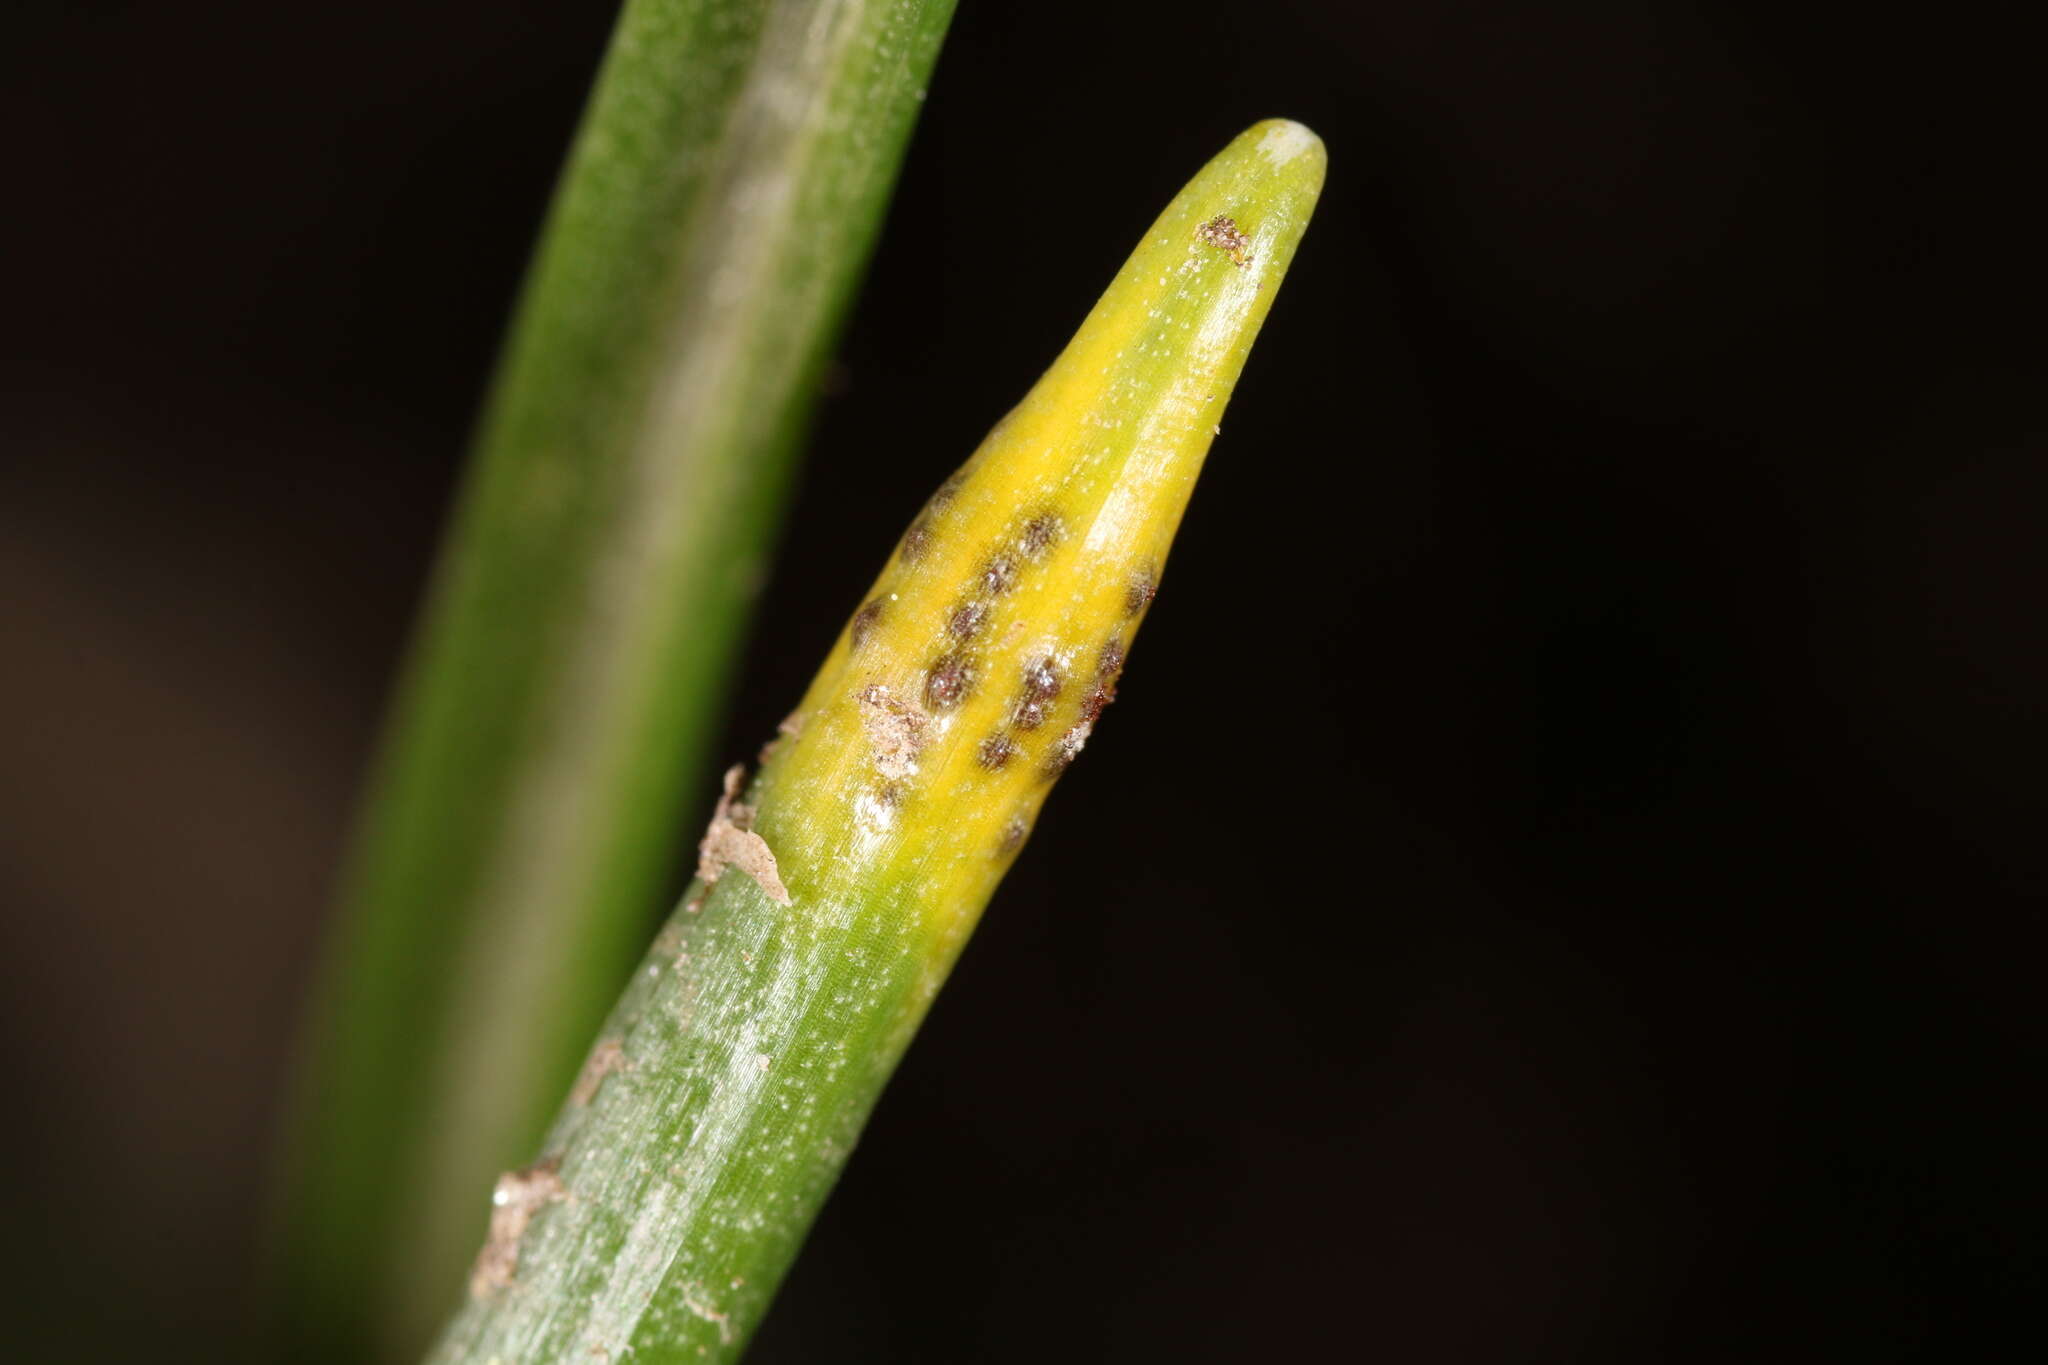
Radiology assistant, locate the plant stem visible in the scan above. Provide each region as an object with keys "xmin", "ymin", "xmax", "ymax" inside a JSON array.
[
  {"xmin": 427, "ymin": 119, "xmax": 1326, "ymax": 1364},
  {"xmin": 275, "ymin": 2, "xmax": 959, "ymax": 1357}
]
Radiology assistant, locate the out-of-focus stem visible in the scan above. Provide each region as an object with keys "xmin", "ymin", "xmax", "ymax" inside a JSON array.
[{"xmin": 274, "ymin": 2, "xmax": 959, "ymax": 1358}]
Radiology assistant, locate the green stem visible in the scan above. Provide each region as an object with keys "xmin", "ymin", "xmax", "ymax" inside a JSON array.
[
  {"xmin": 274, "ymin": 2, "xmax": 959, "ymax": 1357},
  {"xmin": 427, "ymin": 120, "xmax": 1325, "ymax": 1365}
]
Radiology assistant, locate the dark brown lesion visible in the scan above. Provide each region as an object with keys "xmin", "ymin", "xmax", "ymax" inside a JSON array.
[
  {"xmin": 979, "ymin": 552, "xmax": 1019, "ymax": 596},
  {"xmin": 849, "ymin": 598, "xmax": 885, "ymax": 650},
  {"xmin": 923, "ymin": 651, "xmax": 977, "ymax": 712},
  {"xmin": 1040, "ymin": 724, "xmax": 1089, "ymax": 780},
  {"xmin": 1037, "ymin": 634, "xmax": 1127, "ymax": 781},
  {"xmin": 946, "ymin": 601, "xmax": 990, "ymax": 640},
  {"xmin": 976, "ymin": 734, "xmax": 1016, "ymax": 771},
  {"xmin": 1019, "ymin": 510, "xmax": 1063, "ymax": 558},
  {"xmin": 1124, "ymin": 566, "xmax": 1158, "ymax": 617},
  {"xmin": 900, "ymin": 515, "xmax": 933, "ymax": 564},
  {"xmin": 1012, "ymin": 655, "xmax": 1064, "ymax": 731}
]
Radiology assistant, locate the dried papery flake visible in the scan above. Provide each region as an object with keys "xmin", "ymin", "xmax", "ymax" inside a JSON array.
[
  {"xmin": 468, "ymin": 1158, "xmax": 566, "ymax": 1298},
  {"xmin": 858, "ymin": 683, "xmax": 929, "ymax": 781},
  {"xmin": 696, "ymin": 765, "xmax": 792, "ymax": 906},
  {"xmin": 569, "ymin": 1038, "xmax": 631, "ymax": 1107},
  {"xmin": 756, "ymin": 708, "xmax": 807, "ymax": 764}
]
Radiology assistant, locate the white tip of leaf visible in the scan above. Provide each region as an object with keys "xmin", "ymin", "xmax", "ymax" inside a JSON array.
[{"xmin": 1253, "ymin": 118, "xmax": 1323, "ymax": 168}]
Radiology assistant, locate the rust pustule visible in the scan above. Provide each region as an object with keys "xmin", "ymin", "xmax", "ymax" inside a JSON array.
[{"xmin": 977, "ymin": 734, "xmax": 1016, "ymax": 771}]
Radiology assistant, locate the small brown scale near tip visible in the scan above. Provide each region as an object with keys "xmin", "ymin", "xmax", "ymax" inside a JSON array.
[{"xmin": 1196, "ymin": 214, "xmax": 1254, "ymax": 267}]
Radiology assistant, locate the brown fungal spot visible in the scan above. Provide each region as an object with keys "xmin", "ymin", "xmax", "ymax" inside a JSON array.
[
  {"xmin": 858, "ymin": 684, "xmax": 928, "ymax": 782},
  {"xmin": 849, "ymin": 598, "xmax": 884, "ymax": 650},
  {"xmin": 1098, "ymin": 639, "xmax": 1125, "ymax": 680},
  {"xmin": 900, "ymin": 516, "xmax": 933, "ymax": 563},
  {"xmin": 923, "ymin": 651, "xmax": 977, "ymax": 712},
  {"xmin": 998, "ymin": 816, "xmax": 1031, "ymax": 855},
  {"xmin": 931, "ymin": 470, "xmax": 966, "ymax": 507},
  {"xmin": 1080, "ymin": 684, "xmax": 1117, "ymax": 726},
  {"xmin": 1013, "ymin": 655, "xmax": 1064, "ymax": 730},
  {"xmin": 979, "ymin": 553, "xmax": 1019, "ymax": 596},
  {"xmin": 696, "ymin": 765, "xmax": 792, "ymax": 906},
  {"xmin": 1124, "ymin": 569, "xmax": 1157, "ymax": 617},
  {"xmin": 1019, "ymin": 511, "xmax": 1063, "ymax": 558},
  {"xmin": 1196, "ymin": 214, "xmax": 1253, "ymax": 267},
  {"xmin": 977, "ymin": 734, "xmax": 1017, "ymax": 770},
  {"xmin": 947, "ymin": 601, "xmax": 990, "ymax": 640},
  {"xmin": 469, "ymin": 1157, "xmax": 567, "ymax": 1298},
  {"xmin": 569, "ymin": 1038, "xmax": 630, "ymax": 1107}
]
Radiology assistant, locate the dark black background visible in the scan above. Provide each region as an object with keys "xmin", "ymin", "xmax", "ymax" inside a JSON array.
[{"xmin": 4, "ymin": 1, "xmax": 2043, "ymax": 1360}]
